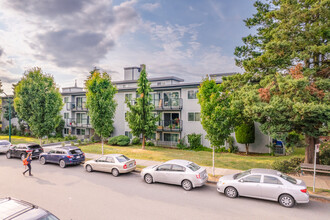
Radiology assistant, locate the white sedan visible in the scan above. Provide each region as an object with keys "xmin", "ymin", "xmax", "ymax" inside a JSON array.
[
  {"xmin": 84, "ymin": 154, "xmax": 136, "ymax": 177},
  {"xmin": 0, "ymin": 140, "xmax": 11, "ymax": 153}
]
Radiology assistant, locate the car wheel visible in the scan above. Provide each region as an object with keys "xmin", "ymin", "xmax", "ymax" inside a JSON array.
[
  {"xmin": 279, "ymin": 194, "xmax": 295, "ymax": 208},
  {"xmin": 40, "ymin": 157, "xmax": 46, "ymax": 165},
  {"xmin": 112, "ymin": 168, "xmax": 120, "ymax": 177},
  {"xmin": 86, "ymin": 165, "xmax": 93, "ymax": 172},
  {"xmin": 144, "ymin": 174, "xmax": 153, "ymax": 184},
  {"xmin": 6, "ymin": 152, "xmax": 11, "ymax": 159},
  {"xmin": 182, "ymin": 179, "xmax": 193, "ymax": 191},
  {"xmin": 21, "ymin": 153, "xmax": 26, "ymax": 161},
  {"xmin": 225, "ymin": 186, "xmax": 238, "ymax": 198},
  {"xmin": 59, "ymin": 160, "xmax": 66, "ymax": 168}
]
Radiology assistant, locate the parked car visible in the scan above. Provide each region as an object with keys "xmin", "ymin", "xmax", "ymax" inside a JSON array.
[
  {"xmin": 0, "ymin": 140, "xmax": 12, "ymax": 153},
  {"xmin": 0, "ymin": 197, "xmax": 59, "ymax": 219},
  {"xmin": 217, "ymin": 168, "xmax": 309, "ymax": 208},
  {"xmin": 6, "ymin": 143, "xmax": 43, "ymax": 160},
  {"xmin": 39, "ymin": 146, "xmax": 85, "ymax": 168},
  {"xmin": 141, "ymin": 159, "xmax": 208, "ymax": 191},
  {"xmin": 84, "ymin": 154, "xmax": 136, "ymax": 177}
]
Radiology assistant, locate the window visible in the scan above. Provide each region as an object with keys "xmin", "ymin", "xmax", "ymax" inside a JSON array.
[
  {"xmin": 76, "ymin": 97, "xmax": 86, "ymax": 109},
  {"xmin": 116, "ymin": 155, "xmax": 130, "ymax": 163},
  {"xmin": 234, "ymin": 170, "xmax": 251, "ymax": 179},
  {"xmin": 172, "ymin": 164, "xmax": 186, "ymax": 172},
  {"xmin": 242, "ymin": 175, "xmax": 261, "ymax": 183},
  {"xmin": 125, "ymin": 94, "xmax": 133, "ymax": 101},
  {"xmin": 164, "ymin": 133, "xmax": 179, "ymax": 142},
  {"xmin": 280, "ymin": 174, "xmax": 297, "ymax": 184},
  {"xmin": 64, "ymin": 97, "xmax": 69, "ymax": 103},
  {"xmin": 187, "ymin": 163, "xmax": 201, "ymax": 171},
  {"xmin": 106, "ymin": 157, "xmax": 115, "ymax": 163},
  {"xmin": 76, "ymin": 129, "xmax": 81, "ymax": 135},
  {"xmin": 97, "ymin": 156, "xmax": 107, "ymax": 162},
  {"xmin": 64, "ymin": 128, "xmax": 69, "ymax": 135},
  {"xmin": 125, "ymin": 131, "xmax": 133, "ymax": 139},
  {"xmin": 81, "ymin": 129, "xmax": 85, "ymax": 135},
  {"xmin": 64, "ymin": 113, "xmax": 69, "ymax": 119},
  {"xmin": 70, "ymin": 149, "xmax": 82, "ymax": 155},
  {"xmin": 157, "ymin": 164, "xmax": 172, "ymax": 171},
  {"xmin": 264, "ymin": 176, "xmax": 282, "ymax": 185},
  {"xmin": 188, "ymin": 90, "xmax": 197, "ymax": 99},
  {"xmin": 188, "ymin": 112, "xmax": 200, "ymax": 121}
]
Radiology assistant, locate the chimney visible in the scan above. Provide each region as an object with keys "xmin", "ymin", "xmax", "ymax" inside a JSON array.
[{"xmin": 75, "ymin": 80, "xmax": 77, "ymax": 87}]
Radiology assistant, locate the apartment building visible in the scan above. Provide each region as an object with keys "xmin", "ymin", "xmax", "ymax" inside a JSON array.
[{"xmin": 61, "ymin": 65, "xmax": 272, "ymax": 153}]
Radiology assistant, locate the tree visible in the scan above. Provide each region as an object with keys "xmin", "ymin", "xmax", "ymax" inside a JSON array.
[
  {"xmin": 235, "ymin": 121, "xmax": 255, "ymax": 154},
  {"xmin": 3, "ymin": 102, "xmax": 18, "ymax": 120},
  {"xmin": 197, "ymin": 78, "xmax": 236, "ymax": 175},
  {"xmin": 234, "ymin": 0, "xmax": 329, "ymax": 162},
  {"xmin": 14, "ymin": 68, "xmax": 63, "ymax": 144},
  {"xmin": 126, "ymin": 68, "xmax": 157, "ymax": 150},
  {"xmin": 85, "ymin": 71, "xmax": 117, "ymax": 154},
  {"xmin": 55, "ymin": 118, "xmax": 65, "ymax": 138}
]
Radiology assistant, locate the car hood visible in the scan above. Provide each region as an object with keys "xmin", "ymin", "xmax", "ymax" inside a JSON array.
[
  {"xmin": 218, "ymin": 174, "xmax": 235, "ymax": 182},
  {"xmin": 142, "ymin": 165, "xmax": 157, "ymax": 172}
]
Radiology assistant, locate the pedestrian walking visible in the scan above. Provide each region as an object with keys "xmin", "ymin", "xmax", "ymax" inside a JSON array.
[{"xmin": 23, "ymin": 153, "xmax": 33, "ymax": 176}]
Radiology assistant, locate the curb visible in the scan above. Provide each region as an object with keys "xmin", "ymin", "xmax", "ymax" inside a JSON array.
[{"xmin": 309, "ymin": 194, "xmax": 330, "ymax": 201}]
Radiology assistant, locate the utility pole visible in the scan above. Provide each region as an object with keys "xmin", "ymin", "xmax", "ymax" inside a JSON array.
[{"xmin": 2, "ymin": 92, "xmax": 11, "ymax": 142}]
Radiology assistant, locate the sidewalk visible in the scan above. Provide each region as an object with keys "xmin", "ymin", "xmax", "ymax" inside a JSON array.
[{"xmin": 85, "ymin": 153, "xmax": 330, "ymax": 190}]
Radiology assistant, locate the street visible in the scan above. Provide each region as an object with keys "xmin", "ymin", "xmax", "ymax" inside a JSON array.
[{"xmin": 0, "ymin": 155, "xmax": 329, "ymax": 220}]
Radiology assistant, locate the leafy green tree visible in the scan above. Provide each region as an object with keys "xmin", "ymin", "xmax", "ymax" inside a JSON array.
[
  {"xmin": 3, "ymin": 102, "xmax": 18, "ymax": 120},
  {"xmin": 234, "ymin": 0, "xmax": 329, "ymax": 163},
  {"xmin": 197, "ymin": 78, "xmax": 236, "ymax": 175},
  {"xmin": 85, "ymin": 71, "xmax": 117, "ymax": 155},
  {"xmin": 14, "ymin": 68, "xmax": 63, "ymax": 144},
  {"xmin": 55, "ymin": 118, "xmax": 65, "ymax": 138},
  {"xmin": 126, "ymin": 68, "xmax": 157, "ymax": 150},
  {"xmin": 235, "ymin": 121, "xmax": 255, "ymax": 154}
]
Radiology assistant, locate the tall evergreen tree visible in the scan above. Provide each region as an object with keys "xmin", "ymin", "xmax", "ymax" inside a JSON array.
[
  {"xmin": 85, "ymin": 71, "xmax": 117, "ymax": 155},
  {"xmin": 126, "ymin": 68, "xmax": 157, "ymax": 150}
]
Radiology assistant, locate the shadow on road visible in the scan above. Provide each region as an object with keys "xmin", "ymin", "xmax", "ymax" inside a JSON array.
[{"xmin": 29, "ymin": 176, "xmax": 56, "ymax": 186}]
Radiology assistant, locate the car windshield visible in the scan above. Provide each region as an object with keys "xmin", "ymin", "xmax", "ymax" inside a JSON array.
[
  {"xmin": 69, "ymin": 149, "xmax": 82, "ymax": 155},
  {"xmin": 280, "ymin": 173, "xmax": 297, "ymax": 184},
  {"xmin": 186, "ymin": 163, "xmax": 200, "ymax": 171},
  {"xmin": 0, "ymin": 141, "xmax": 10, "ymax": 145},
  {"xmin": 234, "ymin": 170, "xmax": 251, "ymax": 180},
  {"xmin": 116, "ymin": 155, "xmax": 130, "ymax": 163},
  {"xmin": 29, "ymin": 145, "xmax": 41, "ymax": 149}
]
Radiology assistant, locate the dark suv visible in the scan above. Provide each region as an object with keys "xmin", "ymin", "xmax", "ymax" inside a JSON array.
[
  {"xmin": 6, "ymin": 143, "xmax": 44, "ymax": 161},
  {"xmin": 0, "ymin": 197, "xmax": 59, "ymax": 220}
]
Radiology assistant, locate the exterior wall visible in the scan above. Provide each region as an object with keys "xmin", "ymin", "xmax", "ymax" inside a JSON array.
[{"xmin": 112, "ymin": 92, "xmax": 127, "ymax": 137}]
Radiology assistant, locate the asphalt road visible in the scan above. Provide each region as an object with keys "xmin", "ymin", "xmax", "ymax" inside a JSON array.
[{"xmin": 0, "ymin": 155, "xmax": 329, "ymax": 220}]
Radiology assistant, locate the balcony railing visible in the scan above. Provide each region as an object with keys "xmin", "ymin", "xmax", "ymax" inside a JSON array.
[
  {"xmin": 156, "ymin": 141, "xmax": 178, "ymax": 148},
  {"xmin": 156, "ymin": 120, "xmax": 182, "ymax": 131},
  {"xmin": 153, "ymin": 98, "xmax": 183, "ymax": 110},
  {"xmin": 66, "ymin": 102, "xmax": 88, "ymax": 111},
  {"xmin": 65, "ymin": 118, "xmax": 92, "ymax": 128}
]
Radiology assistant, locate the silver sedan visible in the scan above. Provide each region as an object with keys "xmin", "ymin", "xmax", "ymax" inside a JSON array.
[
  {"xmin": 0, "ymin": 140, "xmax": 11, "ymax": 153},
  {"xmin": 141, "ymin": 159, "xmax": 208, "ymax": 191},
  {"xmin": 84, "ymin": 154, "xmax": 136, "ymax": 177},
  {"xmin": 217, "ymin": 168, "xmax": 309, "ymax": 208}
]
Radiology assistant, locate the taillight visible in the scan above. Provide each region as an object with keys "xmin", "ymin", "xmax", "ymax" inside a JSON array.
[
  {"xmin": 67, "ymin": 155, "xmax": 73, "ymax": 159},
  {"xmin": 83, "ymin": 153, "xmax": 85, "ymax": 156},
  {"xmin": 300, "ymin": 188, "xmax": 307, "ymax": 193},
  {"xmin": 123, "ymin": 164, "xmax": 127, "ymax": 169},
  {"xmin": 26, "ymin": 150, "xmax": 32, "ymax": 153},
  {"xmin": 134, "ymin": 161, "xmax": 136, "ymax": 165},
  {"xmin": 196, "ymin": 174, "xmax": 201, "ymax": 179}
]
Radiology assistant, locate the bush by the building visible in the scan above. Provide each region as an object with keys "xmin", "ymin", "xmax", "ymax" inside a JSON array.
[{"xmin": 108, "ymin": 135, "xmax": 130, "ymax": 146}]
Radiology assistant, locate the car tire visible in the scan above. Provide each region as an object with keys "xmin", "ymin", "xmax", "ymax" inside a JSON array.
[
  {"xmin": 6, "ymin": 152, "xmax": 11, "ymax": 159},
  {"xmin": 112, "ymin": 168, "xmax": 120, "ymax": 177},
  {"xmin": 86, "ymin": 165, "xmax": 93, "ymax": 172},
  {"xmin": 182, "ymin": 179, "xmax": 193, "ymax": 191},
  {"xmin": 21, "ymin": 153, "xmax": 26, "ymax": 161},
  {"xmin": 279, "ymin": 194, "xmax": 295, "ymax": 208},
  {"xmin": 59, "ymin": 160, "xmax": 66, "ymax": 168},
  {"xmin": 225, "ymin": 186, "xmax": 238, "ymax": 198},
  {"xmin": 40, "ymin": 157, "xmax": 46, "ymax": 165},
  {"xmin": 144, "ymin": 174, "xmax": 153, "ymax": 184}
]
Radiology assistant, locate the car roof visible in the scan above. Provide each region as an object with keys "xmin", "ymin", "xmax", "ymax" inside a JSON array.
[
  {"xmin": 19, "ymin": 143, "xmax": 39, "ymax": 146},
  {"xmin": 164, "ymin": 159, "xmax": 193, "ymax": 166},
  {"xmin": 250, "ymin": 168, "xmax": 280, "ymax": 175},
  {"xmin": 58, "ymin": 146, "xmax": 79, "ymax": 150},
  {"xmin": 104, "ymin": 154, "xmax": 123, "ymax": 157}
]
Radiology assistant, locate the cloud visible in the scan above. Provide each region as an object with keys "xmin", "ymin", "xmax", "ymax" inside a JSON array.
[
  {"xmin": 0, "ymin": 47, "xmax": 3, "ymax": 56},
  {"xmin": 141, "ymin": 2, "xmax": 160, "ymax": 11}
]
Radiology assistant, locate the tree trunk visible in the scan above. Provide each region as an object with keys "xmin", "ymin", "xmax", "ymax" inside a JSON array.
[
  {"xmin": 39, "ymin": 138, "xmax": 42, "ymax": 146},
  {"xmin": 245, "ymin": 143, "xmax": 249, "ymax": 155},
  {"xmin": 102, "ymin": 138, "xmax": 104, "ymax": 155},
  {"xmin": 142, "ymin": 134, "xmax": 145, "ymax": 150},
  {"xmin": 305, "ymin": 135, "xmax": 319, "ymax": 163},
  {"xmin": 212, "ymin": 145, "xmax": 215, "ymax": 177}
]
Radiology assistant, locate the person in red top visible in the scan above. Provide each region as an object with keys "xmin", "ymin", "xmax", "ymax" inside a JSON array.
[{"xmin": 23, "ymin": 153, "xmax": 33, "ymax": 176}]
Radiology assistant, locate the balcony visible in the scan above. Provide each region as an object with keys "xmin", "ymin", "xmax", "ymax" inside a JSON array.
[
  {"xmin": 156, "ymin": 120, "xmax": 182, "ymax": 131},
  {"xmin": 66, "ymin": 102, "xmax": 88, "ymax": 111},
  {"xmin": 153, "ymin": 98, "xmax": 183, "ymax": 110},
  {"xmin": 156, "ymin": 141, "xmax": 178, "ymax": 148},
  {"xmin": 65, "ymin": 118, "xmax": 92, "ymax": 128}
]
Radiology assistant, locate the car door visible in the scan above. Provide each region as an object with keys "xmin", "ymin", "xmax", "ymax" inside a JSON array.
[
  {"xmin": 13, "ymin": 145, "xmax": 21, "ymax": 157},
  {"xmin": 236, "ymin": 175, "xmax": 262, "ymax": 198},
  {"xmin": 261, "ymin": 175, "xmax": 284, "ymax": 201},
  {"xmin": 153, "ymin": 164, "xmax": 172, "ymax": 184},
  {"xmin": 47, "ymin": 150, "xmax": 56, "ymax": 163},
  {"xmin": 105, "ymin": 156, "xmax": 115, "ymax": 173},
  {"xmin": 168, "ymin": 164, "xmax": 186, "ymax": 185},
  {"xmin": 93, "ymin": 156, "xmax": 108, "ymax": 172}
]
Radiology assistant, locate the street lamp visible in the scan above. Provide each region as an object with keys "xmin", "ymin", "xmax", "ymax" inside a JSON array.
[{"xmin": 2, "ymin": 91, "xmax": 11, "ymax": 143}]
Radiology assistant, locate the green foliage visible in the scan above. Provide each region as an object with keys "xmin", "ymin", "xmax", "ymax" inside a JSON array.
[
  {"xmin": 70, "ymin": 141, "xmax": 75, "ymax": 146},
  {"xmin": 85, "ymin": 71, "xmax": 117, "ymax": 140},
  {"xmin": 146, "ymin": 141, "xmax": 155, "ymax": 146},
  {"xmin": 3, "ymin": 100, "xmax": 18, "ymax": 121},
  {"xmin": 91, "ymin": 135, "xmax": 95, "ymax": 143},
  {"xmin": 14, "ymin": 68, "xmax": 63, "ymax": 139},
  {"xmin": 55, "ymin": 118, "xmax": 65, "ymax": 138},
  {"xmin": 108, "ymin": 135, "xmax": 130, "ymax": 146},
  {"xmin": 215, "ymin": 147, "xmax": 228, "ymax": 153},
  {"xmin": 187, "ymin": 133, "xmax": 202, "ymax": 149},
  {"xmin": 235, "ymin": 121, "xmax": 255, "ymax": 154},
  {"xmin": 64, "ymin": 135, "xmax": 77, "ymax": 141},
  {"xmin": 265, "ymin": 143, "xmax": 276, "ymax": 156},
  {"xmin": 177, "ymin": 137, "xmax": 188, "ymax": 149},
  {"xmin": 319, "ymin": 142, "xmax": 330, "ymax": 165},
  {"xmin": 77, "ymin": 140, "xmax": 82, "ymax": 145},
  {"xmin": 226, "ymin": 136, "xmax": 238, "ymax": 153},
  {"xmin": 131, "ymin": 137, "xmax": 140, "ymax": 145},
  {"xmin": 4, "ymin": 125, "xmax": 18, "ymax": 135},
  {"xmin": 125, "ymin": 68, "xmax": 158, "ymax": 149},
  {"xmin": 271, "ymin": 157, "xmax": 304, "ymax": 173}
]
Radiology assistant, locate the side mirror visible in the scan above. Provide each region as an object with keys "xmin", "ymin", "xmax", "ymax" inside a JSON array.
[{"xmin": 239, "ymin": 179, "xmax": 244, "ymax": 183}]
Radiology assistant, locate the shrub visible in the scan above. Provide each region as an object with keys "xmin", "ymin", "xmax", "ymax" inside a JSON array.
[
  {"xmin": 265, "ymin": 143, "xmax": 276, "ymax": 156},
  {"xmin": 131, "ymin": 137, "xmax": 140, "ymax": 145},
  {"xmin": 193, "ymin": 145, "xmax": 212, "ymax": 152},
  {"xmin": 91, "ymin": 135, "xmax": 95, "ymax": 143},
  {"xmin": 319, "ymin": 142, "xmax": 330, "ymax": 165},
  {"xmin": 108, "ymin": 136, "xmax": 118, "ymax": 145},
  {"xmin": 70, "ymin": 141, "xmax": 75, "ymax": 146},
  {"xmin": 146, "ymin": 141, "xmax": 154, "ymax": 146},
  {"xmin": 187, "ymin": 133, "xmax": 202, "ymax": 149},
  {"xmin": 177, "ymin": 137, "xmax": 188, "ymax": 149},
  {"xmin": 215, "ymin": 147, "xmax": 227, "ymax": 153},
  {"xmin": 108, "ymin": 135, "xmax": 130, "ymax": 146},
  {"xmin": 235, "ymin": 121, "xmax": 255, "ymax": 154},
  {"xmin": 271, "ymin": 157, "xmax": 304, "ymax": 173},
  {"xmin": 226, "ymin": 136, "xmax": 238, "ymax": 153},
  {"xmin": 77, "ymin": 140, "xmax": 82, "ymax": 145}
]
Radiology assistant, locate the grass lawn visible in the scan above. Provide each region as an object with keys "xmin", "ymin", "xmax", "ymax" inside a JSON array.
[
  {"xmin": 0, "ymin": 135, "xmax": 40, "ymax": 145},
  {"xmin": 80, "ymin": 143, "xmax": 305, "ymax": 170}
]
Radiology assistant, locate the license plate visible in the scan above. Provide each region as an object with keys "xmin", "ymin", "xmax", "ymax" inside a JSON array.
[
  {"xmin": 35, "ymin": 150, "xmax": 39, "ymax": 152},
  {"xmin": 77, "ymin": 156, "xmax": 80, "ymax": 158},
  {"xmin": 129, "ymin": 163, "xmax": 133, "ymax": 167}
]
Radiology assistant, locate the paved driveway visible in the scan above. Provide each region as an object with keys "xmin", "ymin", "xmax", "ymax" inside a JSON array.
[{"xmin": 0, "ymin": 155, "xmax": 329, "ymax": 220}]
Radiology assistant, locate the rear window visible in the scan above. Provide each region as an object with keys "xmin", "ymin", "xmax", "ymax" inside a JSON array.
[
  {"xmin": 280, "ymin": 174, "xmax": 297, "ymax": 184},
  {"xmin": 0, "ymin": 141, "xmax": 10, "ymax": 145},
  {"xmin": 69, "ymin": 149, "xmax": 82, "ymax": 155},
  {"xmin": 116, "ymin": 155, "xmax": 130, "ymax": 163},
  {"xmin": 28, "ymin": 145, "xmax": 41, "ymax": 149},
  {"xmin": 186, "ymin": 163, "xmax": 200, "ymax": 172},
  {"xmin": 234, "ymin": 170, "xmax": 251, "ymax": 180}
]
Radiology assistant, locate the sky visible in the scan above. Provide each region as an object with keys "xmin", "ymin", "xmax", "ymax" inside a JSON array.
[{"xmin": 0, "ymin": 0, "xmax": 256, "ymax": 95}]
